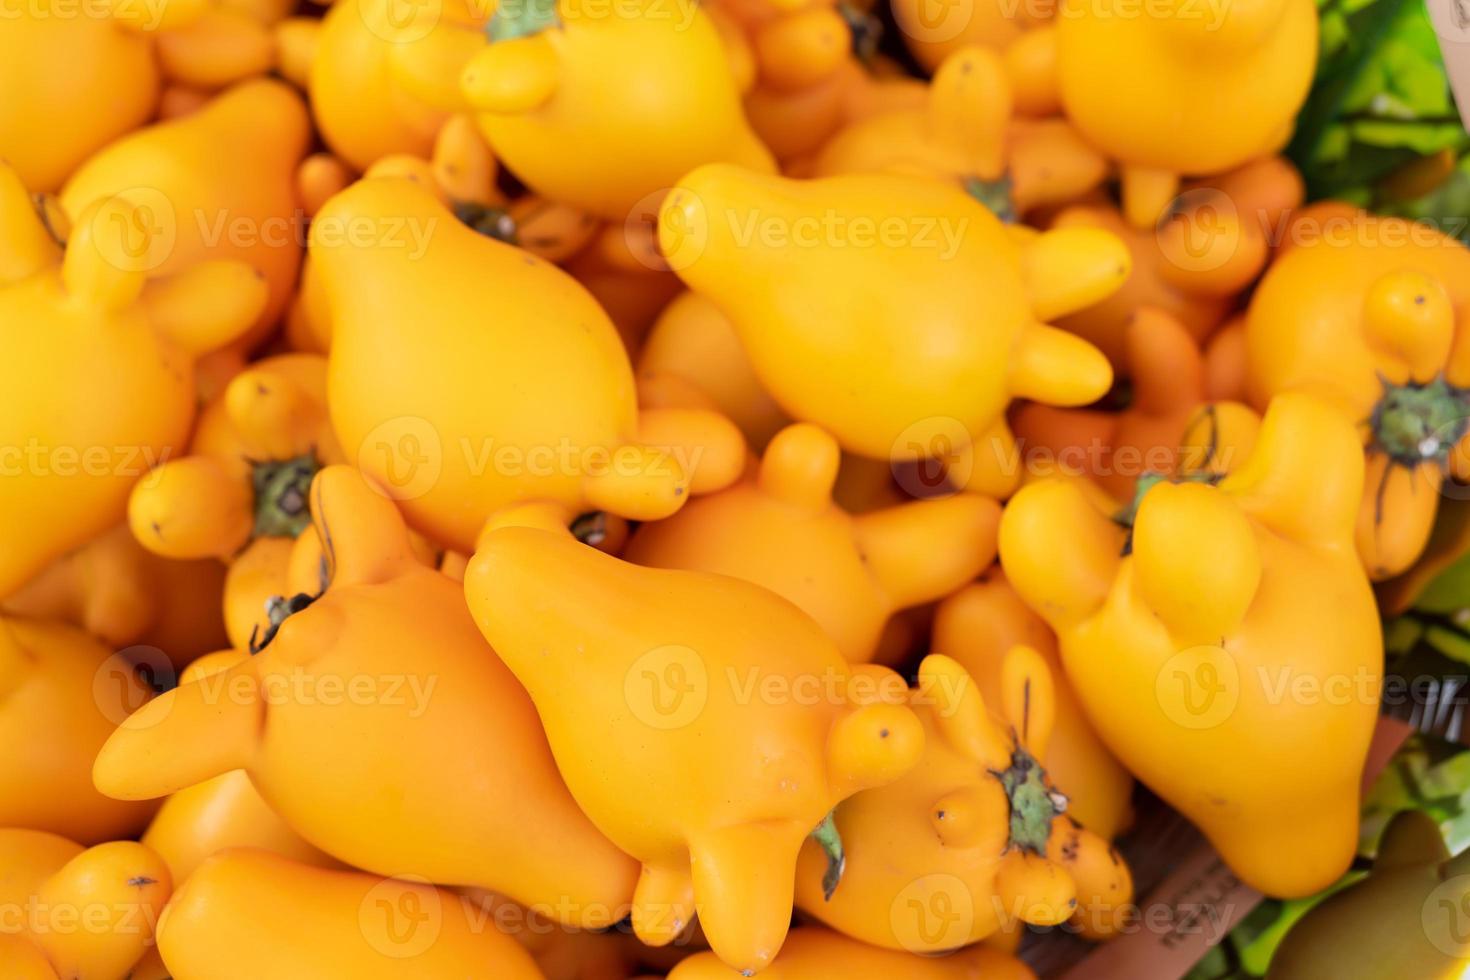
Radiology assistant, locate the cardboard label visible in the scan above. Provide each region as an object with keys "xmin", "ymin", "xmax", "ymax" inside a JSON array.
[{"xmin": 1427, "ymin": 0, "xmax": 1470, "ymax": 128}]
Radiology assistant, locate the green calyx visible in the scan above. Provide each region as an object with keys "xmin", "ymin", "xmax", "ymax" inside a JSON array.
[
  {"xmin": 1114, "ymin": 468, "xmax": 1221, "ymax": 532},
  {"xmin": 994, "ymin": 744, "xmax": 1067, "ymax": 855},
  {"xmin": 486, "ymin": 0, "xmax": 558, "ymax": 42},
  {"xmin": 252, "ymin": 453, "xmax": 319, "ymax": 539},
  {"xmin": 1114, "ymin": 471, "xmax": 1169, "ymax": 530},
  {"xmin": 809, "ymin": 810, "xmax": 846, "ymax": 901},
  {"xmin": 454, "ymin": 202, "xmax": 519, "ymax": 245},
  {"xmin": 963, "ymin": 175, "xmax": 1016, "ymax": 224},
  {"xmin": 1371, "ymin": 375, "xmax": 1470, "ymax": 467},
  {"xmin": 249, "ymin": 592, "xmax": 318, "ymax": 654}
]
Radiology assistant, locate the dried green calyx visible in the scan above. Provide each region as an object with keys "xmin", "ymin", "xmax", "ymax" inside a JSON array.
[
  {"xmin": 964, "ymin": 175, "xmax": 1016, "ymax": 224},
  {"xmin": 994, "ymin": 744, "xmax": 1068, "ymax": 855},
  {"xmin": 454, "ymin": 202, "xmax": 519, "ymax": 245},
  {"xmin": 1371, "ymin": 375, "xmax": 1470, "ymax": 467},
  {"xmin": 252, "ymin": 453, "xmax": 319, "ymax": 539},
  {"xmin": 486, "ymin": 0, "xmax": 558, "ymax": 42}
]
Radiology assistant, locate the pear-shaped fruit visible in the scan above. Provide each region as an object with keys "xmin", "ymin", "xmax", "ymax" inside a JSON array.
[
  {"xmin": 660, "ymin": 165, "xmax": 1125, "ymax": 497},
  {"xmin": 458, "ymin": 0, "xmax": 774, "ymax": 218},
  {"xmin": 0, "ymin": 5, "xmax": 158, "ymax": 191},
  {"xmin": 999, "ymin": 393, "xmax": 1380, "ymax": 898},
  {"xmin": 464, "ymin": 519, "xmax": 925, "ymax": 973},
  {"xmin": 61, "ymin": 79, "xmax": 311, "ymax": 347},
  {"xmin": 95, "ymin": 466, "xmax": 639, "ymax": 925},
  {"xmin": 312, "ymin": 174, "xmax": 743, "ymax": 551},
  {"xmin": 0, "ymin": 164, "xmax": 265, "ymax": 597}
]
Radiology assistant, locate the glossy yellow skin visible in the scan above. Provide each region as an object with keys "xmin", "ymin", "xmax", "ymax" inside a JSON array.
[
  {"xmin": 0, "ymin": 829, "xmax": 172, "ymax": 980},
  {"xmin": 638, "ymin": 290, "xmax": 790, "ymax": 451},
  {"xmin": 813, "ymin": 45, "xmax": 1009, "ymax": 183},
  {"xmin": 3, "ymin": 524, "xmax": 227, "ymax": 659},
  {"xmin": 627, "ymin": 423, "xmax": 1001, "ymax": 662},
  {"xmin": 96, "ymin": 466, "xmax": 639, "ymax": 924},
  {"xmin": 61, "ymin": 79, "xmax": 311, "ymax": 348},
  {"xmin": 793, "ymin": 652, "xmax": 1131, "ymax": 950},
  {"xmin": 313, "ymin": 175, "xmax": 743, "ymax": 551},
  {"xmin": 0, "ymin": 5, "xmax": 158, "ymax": 191},
  {"xmin": 464, "ymin": 520, "xmax": 925, "ymax": 973},
  {"xmin": 158, "ymin": 849, "xmax": 544, "ymax": 978},
  {"xmin": 141, "ymin": 651, "xmax": 339, "ymax": 885},
  {"xmin": 305, "ymin": 0, "xmax": 483, "ymax": 172},
  {"xmin": 1266, "ymin": 810, "xmax": 1470, "ymax": 979},
  {"xmin": 668, "ymin": 925, "xmax": 1035, "ymax": 979},
  {"xmin": 0, "ymin": 165, "xmax": 265, "ymax": 598},
  {"xmin": 1245, "ymin": 211, "xmax": 1470, "ymax": 580},
  {"xmin": 934, "ymin": 573, "xmax": 1133, "ymax": 840},
  {"xmin": 811, "ymin": 45, "xmax": 1109, "ymax": 220},
  {"xmin": 660, "ymin": 166, "xmax": 1125, "ymax": 497},
  {"xmin": 1000, "ymin": 393, "xmax": 1381, "ymax": 898},
  {"xmin": 1057, "ymin": 0, "xmax": 1316, "ymax": 226},
  {"xmin": 129, "ymin": 353, "xmax": 341, "ymax": 561},
  {"xmin": 458, "ymin": 0, "xmax": 774, "ymax": 219},
  {"xmin": 0, "ymin": 616, "xmax": 158, "ymax": 843}
]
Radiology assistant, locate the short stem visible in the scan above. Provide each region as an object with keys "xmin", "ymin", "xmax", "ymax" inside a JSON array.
[
  {"xmin": 963, "ymin": 175, "xmax": 1016, "ymax": 224},
  {"xmin": 249, "ymin": 592, "xmax": 318, "ymax": 654},
  {"xmin": 809, "ymin": 810, "xmax": 846, "ymax": 901}
]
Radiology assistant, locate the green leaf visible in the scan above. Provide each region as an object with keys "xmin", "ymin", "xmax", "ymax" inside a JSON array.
[
  {"xmin": 1289, "ymin": 0, "xmax": 1459, "ymax": 198},
  {"xmin": 1414, "ymin": 545, "xmax": 1470, "ymax": 612},
  {"xmin": 1424, "ymin": 624, "xmax": 1470, "ymax": 665}
]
